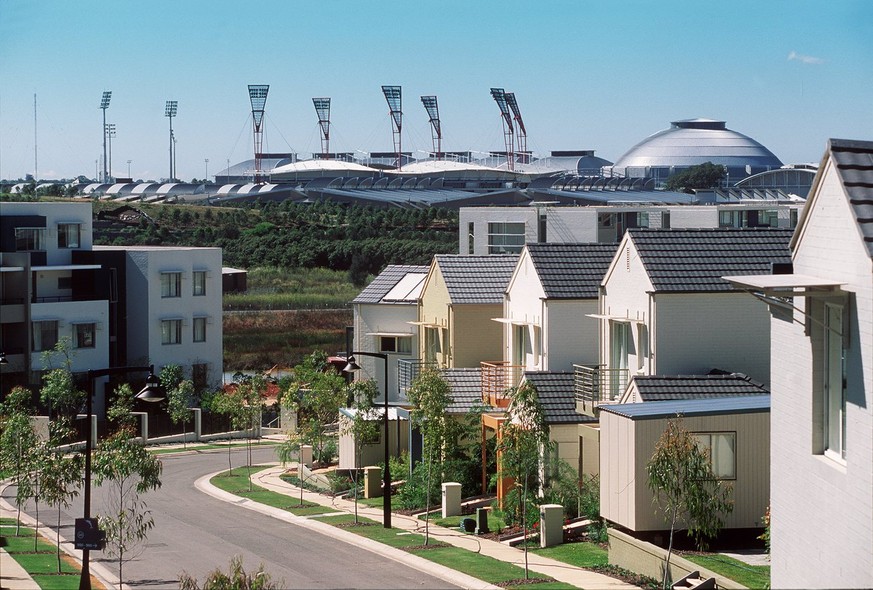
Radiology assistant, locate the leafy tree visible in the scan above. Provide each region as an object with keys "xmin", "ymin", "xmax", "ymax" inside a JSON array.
[
  {"xmin": 496, "ymin": 381, "xmax": 550, "ymax": 579},
  {"xmin": 406, "ymin": 369, "xmax": 453, "ymax": 544},
  {"xmin": 167, "ymin": 379, "xmax": 196, "ymax": 450},
  {"xmin": 342, "ymin": 379, "xmax": 380, "ymax": 523},
  {"xmin": 40, "ymin": 431, "xmax": 82, "ymax": 570},
  {"xmin": 210, "ymin": 386, "xmax": 248, "ymax": 475},
  {"xmin": 663, "ymin": 162, "xmax": 726, "ymax": 193},
  {"xmin": 0, "ymin": 386, "xmax": 39, "ymax": 535},
  {"xmin": 234, "ymin": 373, "xmax": 268, "ymax": 489},
  {"xmin": 294, "ymin": 351, "xmax": 346, "ymax": 466},
  {"xmin": 179, "ymin": 555, "xmax": 279, "ymax": 590},
  {"xmin": 93, "ymin": 385, "xmax": 163, "ymax": 589},
  {"xmin": 646, "ymin": 417, "xmax": 734, "ymax": 588}
]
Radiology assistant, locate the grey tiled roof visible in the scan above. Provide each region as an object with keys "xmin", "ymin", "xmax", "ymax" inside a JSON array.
[
  {"xmin": 827, "ymin": 139, "xmax": 873, "ymax": 259},
  {"xmin": 628, "ymin": 228, "xmax": 793, "ymax": 292},
  {"xmin": 526, "ymin": 243, "xmax": 618, "ymax": 299},
  {"xmin": 440, "ymin": 368, "xmax": 493, "ymax": 414},
  {"xmin": 523, "ymin": 372, "xmax": 596, "ymax": 425},
  {"xmin": 630, "ymin": 374, "xmax": 769, "ymax": 402},
  {"xmin": 352, "ymin": 265, "xmax": 428, "ymax": 304},
  {"xmin": 436, "ymin": 254, "xmax": 518, "ymax": 304},
  {"xmin": 600, "ymin": 395, "xmax": 770, "ymax": 421}
]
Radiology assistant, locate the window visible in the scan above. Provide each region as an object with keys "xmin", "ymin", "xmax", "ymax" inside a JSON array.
[
  {"xmin": 161, "ymin": 319, "xmax": 182, "ymax": 345},
  {"xmin": 193, "ymin": 271, "xmax": 207, "ymax": 296},
  {"xmin": 824, "ymin": 303, "xmax": 846, "ymax": 461},
  {"xmin": 193, "ymin": 317, "xmax": 207, "ymax": 342},
  {"xmin": 759, "ymin": 210, "xmax": 779, "ymax": 228},
  {"xmin": 379, "ymin": 336, "xmax": 411, "ymax": 354},
  {"xmin": 487, "ymin": 222, "xmax": 525, "ymax": 254},
  {"xmin": 192, "ymin": 363, "xmax": 208, "ymax": 391},
  {"xmin": 424, "ymin": 327, "xmax": 441, "ymax": 364},
  {"xmin": 32, "ymin": 320, "xmax": 58, "ymax": 352},
  {"xmin": 73, "ymin": 323, "xmax": 95, "ymax": 349},
  {"xmin": 57, "ymin": 223, "xmax": 81, "ymax": 248},
  {"xmin": 15, "ymin": 228, "xmax": 46, "ymax": 251},
  {"xmin": 694, "ymin": 432, "xmax": 737, "ymax": 479},
  {"xmin": 637, "ymin": 324, "xmax": 648, "ymax": 370},
  {"xmin": 719, "ymin": 210, "xmax": 738, "ymax": 228},
  {"xmin": 161, "ymin": 272, "xmax": 181, "ymax": 298},
  {"xmin": 661, "ymin": 211, "xmax": 671, "ymax": 229},
  {"xmin": 57, "ymin": 276, "xmax": 72, "ymax": 290},
  {"xmin": 468, "ymin": 222, "xmax": 475, "ymax": 255}
]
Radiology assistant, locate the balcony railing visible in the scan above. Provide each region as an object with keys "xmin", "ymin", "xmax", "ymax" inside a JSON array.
[
  {"xmin": 574, "ymin": 364, "xmax": 629, "ymax": 416},
  {"xmin": 397, "ymin": 359, "xmax": 438, "ymax": 397},
  {"xmin": 481, "ymin": 361, "xmax": 525, "ymax": 408}
]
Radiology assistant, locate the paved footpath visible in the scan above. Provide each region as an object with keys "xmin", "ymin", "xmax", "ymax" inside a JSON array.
[{"xmin": 216, "ymin": 463, "xmax": 637, "ymax": 590}]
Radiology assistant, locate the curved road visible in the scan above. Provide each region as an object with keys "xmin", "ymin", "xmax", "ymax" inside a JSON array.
[{"xmin": 4, "ymin": 446, "xmax": 457, "ymax": 589}]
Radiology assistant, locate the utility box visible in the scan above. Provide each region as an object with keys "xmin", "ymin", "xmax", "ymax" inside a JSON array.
[
  {"xmin": 475, "ymin": 506, "xmax": 491, "ymax": 535},
  {"xmin": 539, "ymin": 504, "xmax": 564, "ymax": 548},
  {"xmin": 441, "ymin": 482, "xmax": 462, "ymax": 518},
  {"xmin": 363, "ymin": 466, "xmax": 382, "ymax": 498},
  {"xmin": 300, "ymin": 445, "xmax": 313, "ymax": 468}
]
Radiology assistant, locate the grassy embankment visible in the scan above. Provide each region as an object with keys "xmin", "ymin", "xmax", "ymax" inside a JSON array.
[{"xmin": 223, "ymin": 267, "xmax": 360, "ymax": 371}]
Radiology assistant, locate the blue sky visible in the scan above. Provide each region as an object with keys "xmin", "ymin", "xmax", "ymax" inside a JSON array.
[{"xmin": 1, "ymin": 0, "xmax": 871, "ymax": 181}]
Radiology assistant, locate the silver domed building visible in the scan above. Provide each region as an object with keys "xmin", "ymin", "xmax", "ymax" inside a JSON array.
[{"xmin": 612, "ymin": 118, "xmax": 783, "ymax": 185}]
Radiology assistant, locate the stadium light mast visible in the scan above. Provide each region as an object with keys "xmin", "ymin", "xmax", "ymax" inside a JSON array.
[
  {"xmin": 312, "ymin": 97, "xmax": 331, "ymax": 159},
  {"xmin": 165, "ymin": 101, "xmax": 178, "ymax": 181},
  {"xmin": 248, "ymin": 84, "xmax": 270, "ymax": 183},
  {"xmin": 490, "ymin": 88, "xmax": 514, "ymax": 171},
  {"xmin": 105, "ymin": 123, "xmax": 116, "ymax": 183},
  {"xmin": 99, "ymin": 91, "xmax": 112, "ymax": 182},
  {"xmin": 420, "ymin": 95, "xmax": 442, "ymax": 159},
  {"xmin": 381, "ymin": 85, "xmax": 402, "ymax": 168},
  {"xmin": 505, "ymin": 92, "xmax": 528, "ymax": 164}
]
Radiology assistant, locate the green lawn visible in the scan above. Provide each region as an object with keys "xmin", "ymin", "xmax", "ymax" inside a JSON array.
[
  {"xmin": 148, "ymin": 440, "xmax": 279, "ymax": 455},
  {"xmin": 426, "ymin": 509, "xmax": 508, "ymax": 533},
  {"xmin": 533, "ymin": 541, "xmax": 609, "ymax": 568},
  {"xmin": 683, "ymin": 552, "xmax": 770, "ymax": 589},
  {"xmin": 1, "ymin": 524, "xmax": 81, "ymax": 590},
  {"xmin": 210, "ymin": 468, "xmax": 331, "ymax": 516}
]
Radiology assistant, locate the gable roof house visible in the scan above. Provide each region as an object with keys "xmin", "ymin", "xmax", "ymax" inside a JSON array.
[
  {"xmin": 351, "ymin": 265, "xmax": 427, "ymax": 404},
  {"xmin": 580, "ymin": 227, "xmax": 792, "ymax": 416},
  {"xmin": 726, "ymin": 139, "xmax": 873, "ymax": 588}
]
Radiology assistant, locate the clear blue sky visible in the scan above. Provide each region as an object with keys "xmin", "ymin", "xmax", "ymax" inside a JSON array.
[{"xmin": 1, "ymin": 0, "xmax": 871, "ymax": 182}]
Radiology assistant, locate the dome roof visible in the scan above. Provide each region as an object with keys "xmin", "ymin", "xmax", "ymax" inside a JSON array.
[{"xmin": 613, "ymin": 118, "xmax": 782, "ymax": 174}]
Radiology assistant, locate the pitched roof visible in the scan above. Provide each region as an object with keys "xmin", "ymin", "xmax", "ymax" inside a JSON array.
[
  {"xmin": 627, "ymin": 227, "xmax": 793, "ymax": 292},
  {"xmin": 525, "ymin": 243, "xmax": 618, "ymax": 299},
  {"xmin": 352, "ymin": 264, "xmax": 428, "ymax": 304},
  {"xmin": 827, "ymin": 139, "xmax": 873, "ymax": 259},
  {"xmin": 440, "ymin": 368, "xmax": 493, "ymax": 414},
  {"xmin": 630, "ymin": 373, "xmax": 769, "ymax": 402},
  {"xmin": 435, "ymin": 254, "xmax": 518, "ymax": 304},
  {"xmin": 600, "ymin": 395, "xmax": 771, "ymax": 420},
  {"xmin": 523, "ymin": 372, "xmax": 597, "ymax": 425}
]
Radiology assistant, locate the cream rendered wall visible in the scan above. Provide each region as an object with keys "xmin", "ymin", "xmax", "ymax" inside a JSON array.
[
  {"xmin": 602, "ymin": 410, "xmax": 769, "ymax": 533},
  {"xmin": 770, "ymin": 162, "xmax": 873, "ymax": 589},
  {"xmin": 418, "ymin": 264, "xmax": 451, "ymax": 366},
  {"xmin": 452, "ymin": 304, "xmax": 504, "ymax": 367},
  {"xmin": 653, "ymin": 294, "xmax": 772, "ymax": 384},
  {"xmin": 545, "ymin": 299, "xmax": 599, "ymax": 371},
  {"xmin": 353, "ymin": 302, "xmax": 419, "ymax": 404},
  {"xmin": 579, "ymin": 424, "xmax": 600, "ymax": 476},
  {"xmin": 549, "ymin": 423, "xmax": 581, "ymax": 478}
]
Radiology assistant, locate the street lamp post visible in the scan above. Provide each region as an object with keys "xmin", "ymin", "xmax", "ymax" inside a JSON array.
[
  {"xmin": 78, "ymin": 365, "xmax": 165, "ymax": 590},
  {"xmin": 343, "ymin": 352, "xmax": 391, "ymax": 528}
]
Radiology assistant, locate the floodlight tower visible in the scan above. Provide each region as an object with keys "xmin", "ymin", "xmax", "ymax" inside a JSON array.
[
  {"xmin": 489, "ymin": 88, "xmax": 515, "ymax": 171},
  {"xmin": 420, "ymin": 95, "xmax": 442, "ymax": 159},
  {"xmin": 312, "ymin": 97, "xmax": 331, "ymax": 158},
  {"xmin": 105, "ymin": 124, "xmax": 116, "ymax": 183},
  {"xmin": 99, "ymin": 91, "xmax": 112, "ymax": 182},
  {"xmin": 381, "ymin": 85, "xmax": 402, "ymax": 168},
  {"xmin": 505, "ymin": 92, "xmax": 528, "ymax": 163},
  {"xmin": 248, "ymin": 84, "xmax": 270, "ymax": 183},
  {"xmin": 165, "ymin": 101, "xmax": 178, "ymax": 181}
]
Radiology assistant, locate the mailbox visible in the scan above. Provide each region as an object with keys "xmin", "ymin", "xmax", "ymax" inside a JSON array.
[{"xmin": 74, "ymin": 517, "xmax": 106, "ymax": 551}]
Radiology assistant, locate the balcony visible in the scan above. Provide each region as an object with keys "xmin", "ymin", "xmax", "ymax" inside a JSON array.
[
  {"xmin": 397, "ymin": 359, "xmax": 438, "ymax": 398},
  {"xmin": 481, "ymin": 361, "xmax": 525, "ymax": 409},
  {"xmin": 574, "ymin": 364, "xmax": 628, "ymax": 417}
]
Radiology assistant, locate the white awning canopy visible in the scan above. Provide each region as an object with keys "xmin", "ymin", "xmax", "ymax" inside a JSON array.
[
  {"xmin": 407, "ymin": 321, "xmax": 441, "ymax": 328},
  {"xmin": 365, "ymin": 332, "xmax": 414, "ymax": 337},
  {"xmin": 491, "ymin": 317, "xmax": 538, "ymax": 326},
  {"xmin": 585, "ymin": 313, "xmax": 646, "ymax": 324},
  {"xmin": 32, "ymin": 265, "xmax": 102, "ymax": 271},
  {"xmin": 723, "ymin": 274, "xmax": 845, "ymax": 297}
]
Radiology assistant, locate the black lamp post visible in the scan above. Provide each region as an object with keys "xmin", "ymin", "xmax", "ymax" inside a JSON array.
[
  {"xmin": 79, "ymin": 365, "xmax": 165, "ymax": 590},
  {"xmin": 343, "ymin": 352, "xmax": 390, "ymax": 529}
]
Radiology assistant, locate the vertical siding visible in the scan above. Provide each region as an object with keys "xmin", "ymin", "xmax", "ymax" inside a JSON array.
[{"xmin": 600, "ymin": 412, "xmax": 636, "ymax": 530}]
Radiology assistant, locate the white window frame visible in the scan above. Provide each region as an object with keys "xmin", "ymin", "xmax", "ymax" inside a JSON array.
[
  {"xmin": 192, "ymin": 271, "xmax": 207, "ymax": 296},
  {"xmin": 487, "ymin": 222, "xmax": 526, "ymax": 254},
  {"xmin": 193, "ymin": 317, "xmax": 207, "ymax": 343},
  {"xmin": 823, "ymin": 302, "xmax": 847, "ymax": 462},
  {"xmin": 693, "ymin": 431, "xmax": 737, "ymax": 480},
  {"xmin": 161, "ymin": 272, "xmax": 182, "ymax": 298},
  {"xmin": 32, "ymin": 320, "xmax": 59, "ymax": 352},
  {"xmin": 57, "ymin": 223, "xmax": 81, "ymax": 248},
  {"xmin": 379, "ymin": 335, "xmax": 411, "ymax": 355},
  {"xmin": 73, "ymin": 322, "xmax": 96, "ymax": 349},
  {"xmin": 161, "ymin": 319, "xmax": 182, "ymax": 345},
  {"xmin": 15, "ymin": 227, "xmax": 46, "ymax": 252}
]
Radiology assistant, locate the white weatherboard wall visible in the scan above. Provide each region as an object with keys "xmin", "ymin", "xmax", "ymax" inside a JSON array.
[
  {"xmin": 546, "ymin": 299, "xmax": 599, "ymax": 371},
  {"xmin": 353, "ymin": 302, "xmax": 419, "ymax": 404},
  {"xmin": 503, "ymin": 252, "xmax": 544, "ymax": 369},
  {"xmin": 770, "ymin": 162, "xmax": 873, "ymax": 588}
]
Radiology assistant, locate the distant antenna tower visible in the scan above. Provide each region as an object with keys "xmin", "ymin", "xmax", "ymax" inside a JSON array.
[
  {"xmin": 312, "ymin": 97, "xmax": 331, "ymax": 158},
  {"xmin": 490, "ymin": 88, "xmax": 514, "ymax": 171},
  {"xmin": 420, "ymin": 95, "xmax": 442, "ymax": 159},
  {"xmin": 504, "ymin": 92, "xmax": 528, "ymax": 163},
  {"xmin": 248, "ymin": 84, "xmax": 270, "ymax": 182},
  {"xmin": 381, "ymin": 85, "xmax": 402, "ymax": 168},
  {"xmin": 165, "ymin": 101, "xmax": 177, "ymax": 181},
  {"xmin": 99, "ymin": 91, "xmax": 112, "ymax": 182}
]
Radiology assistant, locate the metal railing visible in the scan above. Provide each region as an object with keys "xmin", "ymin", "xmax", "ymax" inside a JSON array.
[
  {"xmin": 481, "ymin": 361, "xmax": 525, "ymax": 408},
  {"xmin": 574, "ymin": 364, "xmax": 628, "ymax": 415},
  {"xmin": 397, "ymin": 359, "xmax": 438, "ymax": 396}
]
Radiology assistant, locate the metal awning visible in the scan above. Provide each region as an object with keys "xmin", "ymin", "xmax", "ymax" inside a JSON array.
[
  {"xmin": 32, "ymin": 265, "xmax": 102, "ymax": 271},
  {"xmin": 407, "ymin": 321, "xmax": 441, "ymax": 328},
  {"xmin": 366, "ymin": 332, "xmax": 414, "ymax": 337},
  {"xmin": 585, "ymin": 313, "xmax": 646, "ymax": 324},
  {"xmin": 491, "ymin": 317, "xmax": 538, "ymax": 326},
  {"xmin": 723, "ymin": 274, "xmax": 845, "ymax": 297}
]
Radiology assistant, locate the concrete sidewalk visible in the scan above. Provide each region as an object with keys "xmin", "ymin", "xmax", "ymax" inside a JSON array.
[{"xmin": 232, "ymin": 463, "xmax": 637, "ymax": 589}]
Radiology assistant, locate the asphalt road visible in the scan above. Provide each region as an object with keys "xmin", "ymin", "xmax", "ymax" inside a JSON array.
[{"xmin": 4, "ymin": 445, "xmax": 457, "ymax": 589}]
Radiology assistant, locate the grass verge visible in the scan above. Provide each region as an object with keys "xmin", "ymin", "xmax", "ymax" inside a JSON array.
[
  {"xmin": 682, "ymin": 552, "xmax": 770, "ymax": 589},
  {"xmin": 0, "ymin": 520, "xmax": 92, "ymax": 590}
]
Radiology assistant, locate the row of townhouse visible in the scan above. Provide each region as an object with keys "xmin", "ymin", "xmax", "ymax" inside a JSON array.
[
  {"xmin": 0, "ymin": 202, "xmax": 223, "ymax": 415},
  {"xmin": 350, "ymin": 138, "xmax": 873, "ymax": 588}
]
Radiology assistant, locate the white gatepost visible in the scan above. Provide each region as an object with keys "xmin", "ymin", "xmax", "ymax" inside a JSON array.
[
  {"xmin": 300, "ymin": 445, "xmax": 313, "ymax": 468},
  {"xmin": 190, "ymin": 407, "xmax": 202, "ymax": 441},
  {"xmin": 363, "ymin": 466, "xmax": 382, "ymax": 498},
  {"xmin": 442, "ymin": 482, "xmax": 462, "ymax": 518},
  {"xmin": 539, "ymin": 504, "xmax": 564, "ymax": 548}
]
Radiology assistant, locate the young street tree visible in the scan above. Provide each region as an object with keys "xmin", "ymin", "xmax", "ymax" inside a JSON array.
[
  {"xmin": 0, "ymin": 386, "xmax": 40, "ymax": 536},
  {"xmin": 646, "ymin": 417, "xmax": 734, "ymax": 588},
  {"xmin": 210, "ymin": 386, "xmax": 249, "ymax": 476},
  {"xmin": 496, "ymin": 381, "xmax": 551, "ymax": 579},
  {"xmin": 294, "ymin": 351, "xmax": 346, "ymax": 466},
  {"xmin": 343, "ymin": 379, "xmax": 380, "ymax": 524},
  {"xmin": 406, "ymin": 369, "xmax": 453, "ymax": 545},
  {"xmin": 93, "ymin": 385, "xmax": 163, "ymax": 589},
  {"xmin": 165, "ymin": 369, "xmax": 196, "ymax": 450}
]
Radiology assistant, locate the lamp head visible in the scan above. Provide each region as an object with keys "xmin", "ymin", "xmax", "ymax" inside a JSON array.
[
  {"xmin": 136, "ymin": 369, "xmax": 165, "ymax": 403},
  {"xmin": 0, "ymin": 351, "xmax": 7, "ymax": 365},
  {"xmin": 342, "ymin": 356, "xmax": 361, "ymax": 373}
]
